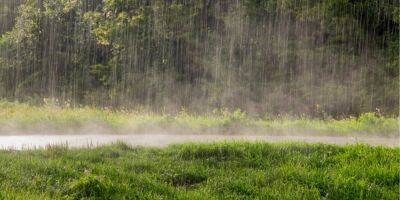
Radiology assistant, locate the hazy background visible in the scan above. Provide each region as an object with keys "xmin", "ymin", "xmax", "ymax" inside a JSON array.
[{"xmin": 0, "ymin": 0, "xmax": 398, "ymax": 117}]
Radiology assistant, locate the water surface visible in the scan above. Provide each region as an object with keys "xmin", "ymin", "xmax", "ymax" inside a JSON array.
[{"xmin": 0, "ymin": 134, "xmax": 398, "ymax": 150}]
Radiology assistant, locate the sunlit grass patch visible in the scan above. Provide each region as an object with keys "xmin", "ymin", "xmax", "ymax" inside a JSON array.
[{"xmin": 0, "ymin": 101, "xmax": 398, "ymax": 136}]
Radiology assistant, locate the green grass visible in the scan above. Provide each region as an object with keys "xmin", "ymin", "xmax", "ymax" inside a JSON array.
[
  {"xmin": 0, "ymin": 101, "xmax": 398, "ymax": 136},
  {"xmin": 0, "ymin": 142, "xmax": 398, "ymax": 199}
]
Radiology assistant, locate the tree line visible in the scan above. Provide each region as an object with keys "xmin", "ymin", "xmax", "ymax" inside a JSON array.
[{"xmin": 0, "ymin": 0, "xmax": 398, "ymax": 117}]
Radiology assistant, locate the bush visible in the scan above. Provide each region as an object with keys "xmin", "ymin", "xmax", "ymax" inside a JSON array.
[{"xmin": 358, "ymin": 113, "xmax": 382, "ymax": 126}]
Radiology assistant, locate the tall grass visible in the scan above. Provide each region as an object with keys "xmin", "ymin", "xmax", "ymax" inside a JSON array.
[
  {"xmin": 0, "ymin": 101, "xmax": 398, "ymax": 136},
  {"xmin": 0, "ymin": 142, "xmax": 398, "ymax": 199}
]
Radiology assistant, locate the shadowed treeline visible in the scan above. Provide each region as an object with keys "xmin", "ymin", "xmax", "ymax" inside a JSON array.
[{"xmin": 0, "ymin": 0, "xmax": 398, "ymax": 117}]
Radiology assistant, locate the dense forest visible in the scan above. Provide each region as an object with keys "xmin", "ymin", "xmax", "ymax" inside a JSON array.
[{"xmin": 0, "ymin": 0, "xmax": 398, "ymax": 117}]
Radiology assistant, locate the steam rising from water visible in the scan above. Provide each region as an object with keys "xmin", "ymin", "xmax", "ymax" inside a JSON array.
[{"xmin": 1, "ymin": 134, "xmax": 398, "ymax": 150}]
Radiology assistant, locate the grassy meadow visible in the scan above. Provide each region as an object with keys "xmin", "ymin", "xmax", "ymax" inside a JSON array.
[
  {"xmin": 0, "ymin": 101, "xmax": 398, "ymax": 136},
  {"xmin": 0, "ymin": 102, "xmax": 398, "ymax": 199},
  {"xmin": 0, "ymin": 142, "xmax": 398, "ymax": 199}
]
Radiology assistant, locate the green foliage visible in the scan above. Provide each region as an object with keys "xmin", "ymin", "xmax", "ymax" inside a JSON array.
[
  {"xmin": 358, "ymin": 112, "xmax": 383, "ymax": 126},
  {"xmin": 83, "ymin": 0, "xmax": 147, "ymax": 47},
  {"xmin": 0, "ymin": 0, "xmax": 398, "ymax": 116},
  {"xmin": 89, "ymin": 64, "xmax": 112, "ymax": 87}
]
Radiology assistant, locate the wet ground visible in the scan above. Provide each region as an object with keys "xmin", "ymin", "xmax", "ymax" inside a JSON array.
[{"xmin": 0, "ymin": 134, "xmax": 398, "ymax": 149}]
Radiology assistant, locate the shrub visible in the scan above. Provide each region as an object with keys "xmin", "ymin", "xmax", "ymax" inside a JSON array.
[{"xmin": 358, "ymin": 112, "xmax": 383, "ymax": 126}]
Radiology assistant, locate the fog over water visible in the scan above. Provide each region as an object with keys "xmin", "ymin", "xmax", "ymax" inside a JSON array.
[{"xmin": 1, "ymin": 134, "xmax": 398, "ymax": 150}]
